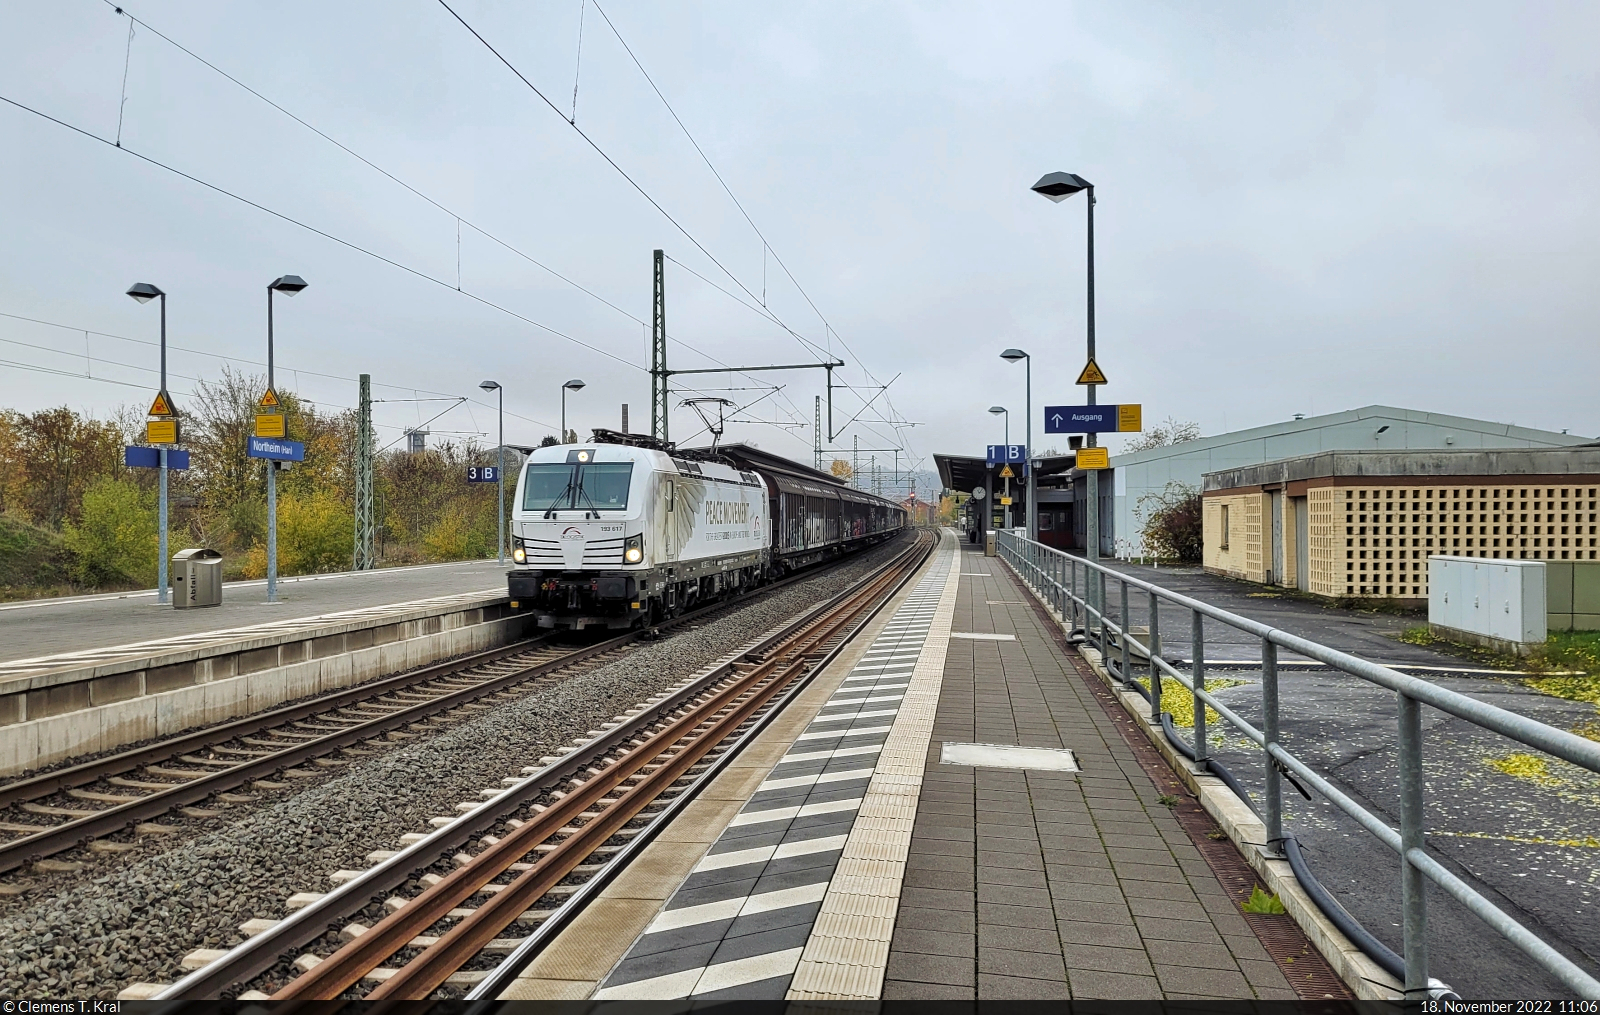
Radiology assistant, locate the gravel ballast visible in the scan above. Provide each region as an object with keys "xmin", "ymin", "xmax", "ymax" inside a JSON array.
[{"xmin": 0, "ymin": 537, "xmax": 914, "ymax": 999}]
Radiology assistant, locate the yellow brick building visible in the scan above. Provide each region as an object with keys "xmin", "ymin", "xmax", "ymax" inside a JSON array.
[{"xmin": 1202, "ymin": 449, "xmax": 1600, "ymax": 600}]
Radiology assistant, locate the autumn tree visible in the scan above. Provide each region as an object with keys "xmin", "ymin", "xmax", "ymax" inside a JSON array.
[{"xmin": 1123, "ymin": 417, "xmax": 1201, "ymax": 454}]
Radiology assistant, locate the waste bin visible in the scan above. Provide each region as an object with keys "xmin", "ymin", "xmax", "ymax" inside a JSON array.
[
  {"xmin": 171, "ymin": 548, "xmax": 224, "ymax": 609},
  {"xmin": 985, "ymin": 532, "xmax": 997, "ymax": 557}
]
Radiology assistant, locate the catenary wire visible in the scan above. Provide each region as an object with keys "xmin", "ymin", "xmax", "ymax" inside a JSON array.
[
  {"xmin": 429, "ymin": 1, "xmax": 838, "ymax": 438},
  {"xmin": 33, "ymin": 8, "xmax": 882, "ymax": 460},
  {"xmin": 588, "ymin": 2, "xmax": 915, "ymax": 455},
  {"xmin": 0, "ymin": 308, "xmax": 558, "ymax": 432},
  {"xmin": 87, "ymin": 1, "xmax": 815, "ymax": 439}
]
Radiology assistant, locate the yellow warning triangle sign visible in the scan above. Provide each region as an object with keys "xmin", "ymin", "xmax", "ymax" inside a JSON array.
[
  {"xmin": 259, "ymin": 388, "xmax": 280, "ymax": 409},
  {"xmin": 148, "ymin": 391, "xmax": 174, "ymax": 417},
  {"xmin": 1075, "ymin": 359, "xmax": 1108, "ymax": 385},
  {"xmin": 999, "ymin": 464, "xmax": 1015, "ymax": 478}
]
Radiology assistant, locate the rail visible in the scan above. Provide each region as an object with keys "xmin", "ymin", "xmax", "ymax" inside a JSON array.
[
  {"xmin": 2, "ymin": 536, "xmax": 912, "ymax": 874},
  {"xmin": 153, "ymin": 532, "xmax": 933, "ymax": 999},
  {"xmin": 995, "ymin": 529, "xmax": 1600, "ymax": 999}
]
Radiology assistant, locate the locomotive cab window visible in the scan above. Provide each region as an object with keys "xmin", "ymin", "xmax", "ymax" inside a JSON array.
[
  {"xmin": 522, "ymin": 461, "xmax": 634, "ymax": 511},
  {"xmin": 578, "ymin": 462, "xmax": 633, "ymax": 510},
  {"xmin": 523, "ymin": 463, "xmax": 575, "ymax": 511}
]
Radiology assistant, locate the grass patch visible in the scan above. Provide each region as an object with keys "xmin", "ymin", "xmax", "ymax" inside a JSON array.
[
  {"xmin": 1520, "ymin": 634, "xmax": 1600, "ymax": 738},
  {"xmin": 1526, "ymin": 631, "xmax": 1600, "ymax": 680},
  {"xmin": 1138, "ymin": 675, "xmax": 1246, "ymax": 728},
  {"xmin": 1398, "ymin": 626, "xmax": 1435, "ymax": 646},
  {"xmin": 0, "ymin": 514, "xmax": 82, "ymax": 601}
]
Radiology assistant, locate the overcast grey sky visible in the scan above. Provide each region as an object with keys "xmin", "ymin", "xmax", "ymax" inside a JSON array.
[{"xmin": 3, "ymin": 0, "xmax": 1597, "ymax": 471}]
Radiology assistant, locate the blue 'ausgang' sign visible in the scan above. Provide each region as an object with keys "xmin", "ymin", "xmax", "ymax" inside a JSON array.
[
  {"xmin": 1045, "ymin": 405, "xmax": 1115, "ymax": 433},
  {"xmin": 467, "ymin": 466, "xmax": 500, "ymax": 483},
  {"xmin": 247, "ymin": 436, "xmax": 306, "ymax": 462},
  {"xmin": 986, "ymin": 444, "xmax": 1026, "ymax": 466}
]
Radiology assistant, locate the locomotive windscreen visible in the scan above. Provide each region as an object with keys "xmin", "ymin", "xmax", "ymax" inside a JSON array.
[
  {"xmin": 521, "ymin": 461, "xmax": 634, "ymax": 511},
  {"xmin": 577, "ymin": 463, "xmax": 632, "ymax": 509}
]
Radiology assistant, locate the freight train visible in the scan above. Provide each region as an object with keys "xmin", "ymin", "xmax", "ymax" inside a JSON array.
[{"xmin": 505, "ymin": 430, "xmax": 907, "ymax": 630}]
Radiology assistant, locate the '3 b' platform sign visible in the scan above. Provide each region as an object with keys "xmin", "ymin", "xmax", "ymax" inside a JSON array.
[{"xmin": 467, "ymin": 466, "xmax": 500, "ymax": 483}]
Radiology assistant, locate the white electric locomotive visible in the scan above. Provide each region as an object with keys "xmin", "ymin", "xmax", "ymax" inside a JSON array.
[{"xmin": 506, "ymin": 431, "xmax": 905, "ymax": 629}]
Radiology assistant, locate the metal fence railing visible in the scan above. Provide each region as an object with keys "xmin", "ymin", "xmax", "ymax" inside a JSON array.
[{"xmin": 995, "ymin": 529, "xmax": 1600, "ymax": 999}]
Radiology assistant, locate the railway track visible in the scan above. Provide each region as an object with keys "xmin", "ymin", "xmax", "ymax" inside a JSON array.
[
  {"xmin": 151, "ymin": 530, "xmax": 933, "ymax": 1001},
  {"xmin": 0, "ymin": 534, "xmax": 912, "ymax": 878}
]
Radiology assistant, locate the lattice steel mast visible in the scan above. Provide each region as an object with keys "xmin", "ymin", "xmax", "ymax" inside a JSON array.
[
  {"xmin": 651, "ymin": 249, "xmax": 668, "ymax": 441},
  {"xmin": 353, "ymin": 373, "xmax": 375, "ymax": 570}
]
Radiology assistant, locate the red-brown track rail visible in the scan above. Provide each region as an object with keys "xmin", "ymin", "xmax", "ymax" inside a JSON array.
[{"xmin": 156, "ymin": 529, "xmax": 933, "ymax": 1000}]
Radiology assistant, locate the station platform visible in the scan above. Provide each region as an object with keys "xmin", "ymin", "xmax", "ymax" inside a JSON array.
[
  {"xmin": 505, "ymin": 531, "xmax": 1342, "ymax": 1000},
  {"xmin": 0, "ymin": 561, "xmax": 518, "ymax": 777},
  {"xmin": 0, "ymin": 559, "xmax": 505, "ymax": 664}
]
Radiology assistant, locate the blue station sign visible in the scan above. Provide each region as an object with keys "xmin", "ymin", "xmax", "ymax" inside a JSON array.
[
  {"xmin": 247, "ymin": 436, "xmax": 306, "ymax": 462},
  {"xmin": 986, "ymin": 444, "xmax": 1027, "ymax": 466},
  {"xmin": 467, "ymin": 466, "xmax": 500, "ymax": 483},
  {"xmin": 124, "ymin": 446, "xmax": 190, "ymax": 470},
  {"xmin": 1044, "ymin": 404, "xmax": 1142, "ymax": 434}
]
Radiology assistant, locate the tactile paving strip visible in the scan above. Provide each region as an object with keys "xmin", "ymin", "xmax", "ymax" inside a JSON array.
[{"xmin": 786, "ymin": 535, "xmax": 964, "ymax": 999}]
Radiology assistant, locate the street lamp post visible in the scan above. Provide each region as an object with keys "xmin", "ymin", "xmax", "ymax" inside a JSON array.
[
  {"xmin": 988, "ymin": 405, "xmax": 1010, "ymax": 530},
  {"xmin": 1000, "ymin": 348, "xmax": 1033, "ymax": 541},
  {"xmin": 561, "ymin": 379, "xmax": 586, "ymax": 443},
  {"xmin": 265, "ymin": 274, "xmax": 308, "ymax": 603},
  {"xmin": 126, "ymin": 283, "xmax": 169, "ymax": 604},
  {"xmin": 480, "ymin": 380, "xmax": 505, "ymax": 564},
  {"xmin": 1032, "ymin": 171, "xmax": 1099, "ymax": 561}
]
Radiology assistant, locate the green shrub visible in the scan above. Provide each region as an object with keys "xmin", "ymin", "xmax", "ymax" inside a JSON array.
[
  {"xmin": 241, "ymin": 490, "xmax": 353, "ymax": 577},
  {"xmin": 61, "ymin": 476, "xmax": 173, "ymax": 587}
]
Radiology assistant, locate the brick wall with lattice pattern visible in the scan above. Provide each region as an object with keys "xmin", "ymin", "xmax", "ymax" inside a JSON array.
[
  {"xmin": 1307, "ymin": 487, "xmax": 1340, "ymax": 596},
  {"xmin": 1328, "ymin": 483, "xmax": 1600, "ymax": 598},
  {"xmin": 1243, "ymin": 494, "xmax": 1265, "ymax": 582}
]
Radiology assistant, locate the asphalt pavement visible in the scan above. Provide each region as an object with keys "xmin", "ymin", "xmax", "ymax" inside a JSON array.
[
  {"xmin": 1097, "ymin": 562, "xmax": 1600, "ymax": 999},
  {"xmin": 0, "ymin": 559, "xmax": 508, "ymax": 664}
]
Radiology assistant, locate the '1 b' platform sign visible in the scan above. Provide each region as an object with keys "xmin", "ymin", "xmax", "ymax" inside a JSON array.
[
  {"xmin": 467, "ymin": 466, "xmax": 500, "ymax": 483},
  {"xmin": 986, "ymin": 445, "xmax": 1026, "ymax": 466}
]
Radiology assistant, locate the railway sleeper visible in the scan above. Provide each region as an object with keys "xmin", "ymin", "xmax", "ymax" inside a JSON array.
[
  {"xmin": 21, "ymin": 802, "xmax": 96, "ymax": 818},
  {"xmin": 142, "ymin": 765, "xmax": 209, "ymax": 779},
  {"xmin": 66, "ymin": 788, "xmax": 141, "ymax": 804}
]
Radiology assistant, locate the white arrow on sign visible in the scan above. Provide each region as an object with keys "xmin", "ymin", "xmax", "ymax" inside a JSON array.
[{"xmin": 1050, "ymin": 412, "xmax": 1064, "ymax": 427}]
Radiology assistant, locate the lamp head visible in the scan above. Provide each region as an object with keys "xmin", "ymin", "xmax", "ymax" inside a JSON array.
[
  {"xmin": 988, "ymin": 406, "xmax": 1007, "ymax": 416},
  {"xmin": 1031, "ymin": 171, "xmax": 1091, "ymax": 203},
  {"xmin": 126, "ymin": 282, "xmax": 164, "ymax": 303},
  {"xmin": 268, "ymin": 274, "xmax": 308, "ymax": 295},
  {"xmin": 479, "ymin": 380, "xmax": 501, "ymax": 392},
  {"xmin": 564, "ymin": 378, "xmax": 586, "ymax": 391},
  {"xmin": 999, "ymin": 348, "xmax": 1028, "ymax": 363}
]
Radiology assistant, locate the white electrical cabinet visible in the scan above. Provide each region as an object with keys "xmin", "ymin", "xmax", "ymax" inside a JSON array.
[{"xmin": 1428, "ymin": 556, "xmax": 1546, "ymax": 650}]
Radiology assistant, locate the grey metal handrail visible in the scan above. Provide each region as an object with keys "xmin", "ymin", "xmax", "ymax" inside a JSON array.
[{"xmin": 995, "ymin": 530, "xmax": 1600, "ymax": 999}]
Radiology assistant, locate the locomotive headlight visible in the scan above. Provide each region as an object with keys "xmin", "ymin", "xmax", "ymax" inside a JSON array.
[
  {"xmin": 511, "ymin": 536, "xmax": 526, "ymax": 564},
  {"xmin": 624, "ymin": 533, "xmax": 644, "ymax": 564}
]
